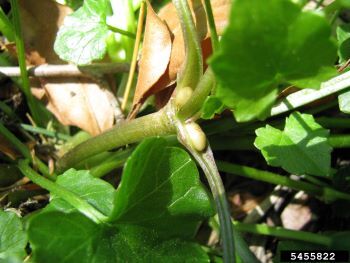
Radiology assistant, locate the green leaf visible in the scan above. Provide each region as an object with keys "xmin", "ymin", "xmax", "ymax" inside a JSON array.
[
  {"xmin": 54, "ymin": 0, "xmax": 110, "ymax": 65},
  {"xmin": 45, "ymin": 169, "xmax": 116, "ymax": 216},
  {"xmin": 201, "ymin": 96, "xmax": 225, "ymax": 120},
  {"xmin": 110, "ymin": 137, "xmax": 214, "ymax": 238},
  {"xmin": 28, "ymin": 211, "xmax": 209, "ymax": 262},
  {"xmin": 210, "ymin": 0, "xmax": 337, "ymax": 122},
  {"xmin": 254, "ymin": 112, "xmax": 332, "ymax": 177},
  {"xmin": 0, "ymin": 210, "xmax": 27, "ymax": 260}
]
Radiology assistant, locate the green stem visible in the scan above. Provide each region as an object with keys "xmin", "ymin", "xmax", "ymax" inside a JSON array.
[
  {"xmin": 9, "ymin": 0, "xmax": 44, "ymax": 126},
  {"xmin": 303, "ymin": 174, "xmax": 329, "ymax": 188},
  {"xmin": 203, "ymin": 114, "xmax": 350, "ymax": 138},
  {"xmin": 188, "ymin": 147, "xmax": 235, "ymax": 262},
  {"xmin": 210, "ymin": 217, "xmax": 259, "ymax": 263},
  {"xmin": 0, "ymin": 122, "xmax": 54, "ymax": 179},
  {"xmin": 317, "ymin": 117, "xmax": 350, "ymax": 129},
  {"xmin": 203, "ymin": 0, "xmax": 219, "ymax": 51},
  {"xmin": 174, "ymin": 116, "xmax": 235, "ymax": 263},
  {"xmin": 57, "ymin": 110, "xmax": 175, "ymax": 173},
  {"xmin": 18, "ymin": 160, "xmax": 108, "ymax": 224},
  {"xmin": 233, "ymin": 221, "xmax": 332, "ymax": 247},
  {"xmin": 173, "ymin": 0, "xmax": 203, "ymax": 90},
  {"xmin": 178, "ymin": 68, "xmax": 215, "ymax": 120},
  {"xmin": 216, "ymin": 161, "xmax": 350, "ymax": 201},
  {"xmin": 20, "ymin": 124, "xmax": 70, "ymax": 141},
  {"xmin": 90, "ymin": 148, "xmax": 134, "ymax": 178},
  {"xmin": 328, "ymin": 134, "xmax": 350, "ymax": 148},
  {"xmin": 107, "ymin": 25, "xmax": 136, "ymax": 38}
]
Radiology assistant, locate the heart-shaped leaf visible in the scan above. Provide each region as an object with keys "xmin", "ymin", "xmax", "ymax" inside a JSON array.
[
  {"xmin": 44, "ymin": 169, "xmax": 116, "ymax": 216},
  {"xmin": 254, "ymin": 112, "xmax": 332, "ymax": 177},
  {"xmin": 210, "ymin": 0, "xmax": 337, "ymax": 122},
  {"xmin": 110, "ymin": 137, "xmax": 214, "ymax": 238},
  {"xmin": 54, "ymin": 0, "xmax": 110, "ymax": 65},
  {"xmin": 28, "ymin": 212, "xmax": 209, "ymax": 262}
]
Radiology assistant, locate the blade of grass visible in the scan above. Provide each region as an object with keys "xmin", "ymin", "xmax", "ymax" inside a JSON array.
[
  {"xmin": 20, "ymin": 124, "xmax": 70, "ymax": 141},
  {"xmin": 173, "ymin": 0, "xmax": 203, "ymax": 90},
  {"xmin": 18, "ymin": 160, "xmax": 108, "ymax": 224},
  {"xmin": 0, "ymin": 122, "xmax": 54, "ymax": 179},
  {"xmin": 107, "ymin": 25, "xmax": 136, "ymax": 38},
  {"xmin": 233, "ymin": 221, "xmax": 332, "ymax": 247},
  {"xmin": 9, "ymin": 0, "xmax": 47, "ymax": 126},
  {"xmin": 217, "ymin": 160, "xmax": 350, "ymax": 201}
]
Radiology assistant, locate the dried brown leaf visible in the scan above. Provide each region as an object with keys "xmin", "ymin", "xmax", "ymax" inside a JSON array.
[
  {"xmin": 17, "ymin": 0, "xmax": 119, "ymax": 135},
  {"xmin": 19, "ymin": 0, "xmax": 72, "ymax": 65},
  {"xmin": 131, "ymin": 2, "xmax": 172, "ymax": 111},
  {"xmin": 159, "ymin": 0, "xmax": 230, "ymax": 86},
  {"xmin": 131, "ymin": 0, "xmax": 230, "ymax": 114},
  {"xmin": 42, "ymin": 78, "xmax": 117, "ymax": 136}
]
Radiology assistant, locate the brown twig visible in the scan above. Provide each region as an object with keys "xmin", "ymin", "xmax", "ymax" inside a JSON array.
[{"xmin": 0, "ymin": 63, "xmax": 130, "ymax": 78}]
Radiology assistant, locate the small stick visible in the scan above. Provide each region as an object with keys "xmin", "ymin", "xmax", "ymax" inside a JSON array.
[
  {"xmin": 0, "ymin": 63, "xmax": 130, "ymax": 78},
  {"xmin": 121, "ymin": 0, "xmax": 146, "ymax": 111}
]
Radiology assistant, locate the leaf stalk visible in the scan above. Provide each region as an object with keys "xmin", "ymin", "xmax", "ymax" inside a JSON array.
[
  {"xmin": 18, "ymin": 160, "xmax": 108, "ymax": 224},
  {"xmin": 56, "ymin": 109, "xmax": 175, "ymax": 173}
]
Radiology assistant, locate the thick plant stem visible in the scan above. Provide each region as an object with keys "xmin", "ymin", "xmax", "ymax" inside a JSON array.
[
  {"xmin": 190, "ymin": 148, "xmax": 235, "ymax": 262},
  {"xmin": 18, "ymin": 160, "xmax": 108, "ymax": 224},
  {"xmin": 172, "ymin": 0, "xmax": 203, "ymax": 90},
  {"xmin": 173, "ymin": 114, "xmax": 235, "ymax": 263},
  {"xmin": 178, "ymin": 68, "xmax": 215, "ymax": 120},
  {"xmin": 56, "ymin": 110, "xmax": 175, "ymax": 173},
  {"xmin": 234, "ymin": 221, "xmax": 332, "ymax": 247}
]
